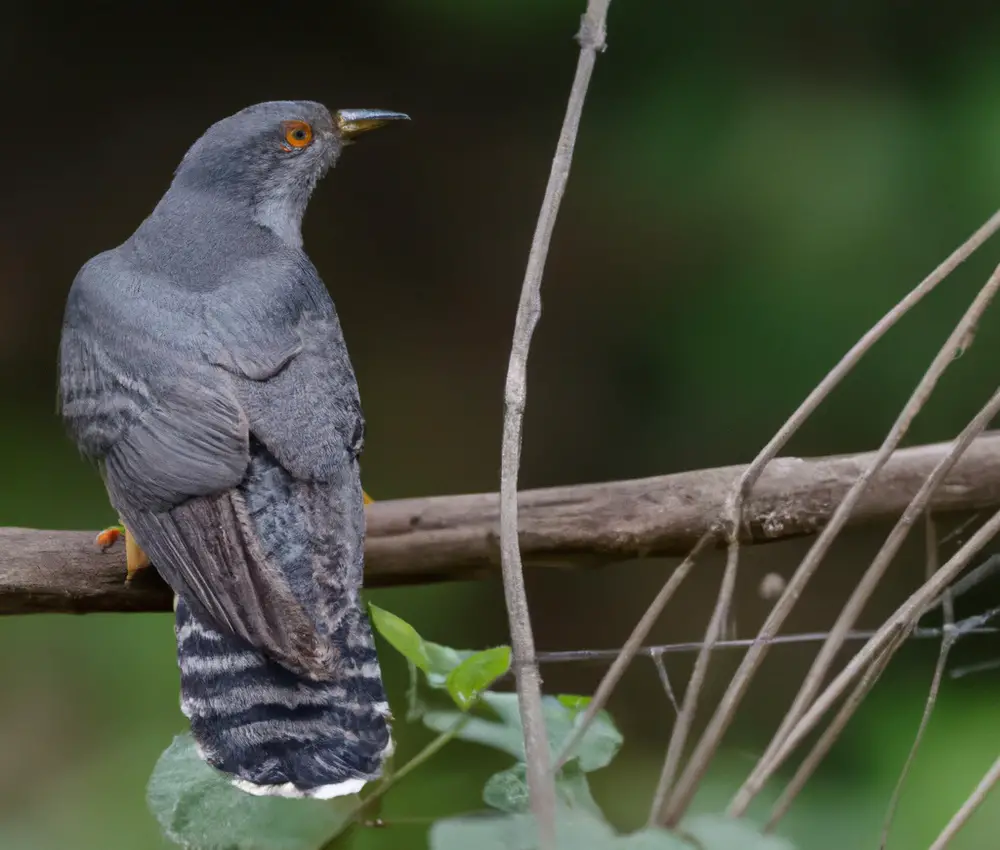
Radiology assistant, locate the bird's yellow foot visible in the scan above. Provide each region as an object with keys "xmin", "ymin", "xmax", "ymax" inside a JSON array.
[
  {"xmin": 125, "ymin": 528, "xmax": 151, "ymax": 583},
  {"xmin": 95, "ymin": 521, "xmax": 151, "ymax": 583},
  {"xmin": 363, "ymin": 490, "xmax": 374, "ymax": 505}
]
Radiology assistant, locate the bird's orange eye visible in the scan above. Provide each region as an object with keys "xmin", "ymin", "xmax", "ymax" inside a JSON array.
[{"xmin": 282, "ymin": 120, "xmax": 313, "ymax": 149}]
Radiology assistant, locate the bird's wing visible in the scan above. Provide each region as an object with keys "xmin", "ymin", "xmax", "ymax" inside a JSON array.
[
  {"xmin": 58, "ymin": 265, "xmax": 335, "ymax": 679},
  {"xmin": 218, "ymin": 259, "xmax": 369, "ymax": 600},
  {"xmin": 211, "ymin": 254, "xmax": 367, "ymax": 487}
]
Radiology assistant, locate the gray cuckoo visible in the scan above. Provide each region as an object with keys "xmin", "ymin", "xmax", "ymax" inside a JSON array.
[{"xmin": 57, "ymin": 100, "xmax": 408, "ymax": 798}]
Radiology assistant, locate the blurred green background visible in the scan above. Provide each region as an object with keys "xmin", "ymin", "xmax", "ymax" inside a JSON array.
[{"xmin": 4, "ymin": 1, "xmax": 1000, "ymax": 847}]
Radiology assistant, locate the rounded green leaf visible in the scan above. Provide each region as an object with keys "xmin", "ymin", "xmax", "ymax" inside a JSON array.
[
  {"xmin": 445, "ymin": 646, "xmax": 512, "ymax": 710},
  {"xmin": 424, "ymin": 641, "xmax": 477, "ymax": 688},
  {"xmin": 566, "ymin": 704, "xmax": 623, "ymax": 772},
  {"xmin": 430, "ymin": 809, "xmax": 698, "ymax": 850},
  {"xmin": 369, "ymin": 603, "xmax": 431, "ymax": 672},
  {"xmin": 557, "ymin": 694, "xmax": 593, "ymax": 714},
  {"xmin": 481, "ymin": 691, "xmax": 524, "ymax": 728},
  {"xmin": 147, "ymin": 733, "xmax": 356, "ymax": 850},
  {"xmin": 554, "ymin": 762, "xmax": 603, "ymax": 816},
  {"xmin": 483, "ymin": 762, "xmax": 603, "ymax": 817},
  {"xmin": 423, "ymin": 710, "xmax": 526, "ymax": 760},
  {"xmin": 404, "ymin": 660, "xmax": 428, "ymax": 722},
  {"xmin": 683, "ymin": 815, "xmax": 797, "ymax": 850},
  {"xmin": 483, "ymin": 764, "xmax": 530, "ymax": 813},
  {"xmin": 428, "ymin": 693, "xmax": 624, "ymax": 771}
]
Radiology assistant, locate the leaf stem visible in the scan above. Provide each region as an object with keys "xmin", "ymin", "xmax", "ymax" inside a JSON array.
[
  {"xmin": 317, "ymin": 716, "xmax": 471, "ymax": 850},
  {"xmin": 368, "ymin": 715, "xmax": 471, "ymax": 805}
]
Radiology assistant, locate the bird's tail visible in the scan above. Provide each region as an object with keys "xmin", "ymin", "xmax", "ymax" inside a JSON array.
[{"xmin": 174, "ymin": 596, "xmax": 393, "ymax": 798}]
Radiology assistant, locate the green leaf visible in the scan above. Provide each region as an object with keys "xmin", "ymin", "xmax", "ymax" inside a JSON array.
[
  {"xmin": 553, "ymin": 694, "xmax": 623, "ymax": 769},
  {"xmin": 431, "ymin": 809, "xmax": 792, "ymax": 850},
  {"xmin": 366, "ymin": 605, "xmax": 496, "ymax": 698},
  {"xmin": 423, "ymin": 710, "xmax": 525, "ymax": 760},
  {"xmin": 430, "ymin": 808, "xmax": 695, "ymax": 850},
  {"xmin": 683, "ymin": 815, "xmax": 797, "ymax": 850},
  {"xmin": 404, "ymin": 659, "xmax": 427, "ymax": 722},
  {"xmin": 424, "ymin": 693, "xmax": 623, "ymax": 772},
  {"xmin": 483, "ymin": 762, "xmax": 603, "ymax": 817},
  {"xmin": 369, "ymin": 604, "xmax": 431, "ymax": 673},
  {"xmin": 147, "ymin": 734, "xmax": 356, "ymax": 850},
  {"xmin": 562, "ymin": 703, "xmax": 622, "ymax": 773},
  {"xmin": 618, "ymin": 828, "xmax": 697, "ymax": 849},
  {"xmin": 557, "ymin": 694, "xmax": 592, "ymax": 714},
  {"xmin": 446, "ymin": 646, "xmax": 512, "ymax": 710},
  {"xmin": 554, "ymin": 762, "xmax": 604, "ymax": 817},
  {"xmin": 482, "ymin": 691, "xmax": 525, "ymax": 728},
  {"xmin": 482, "ymin": 764, "xmax": 531, "ymax": 814},
  {"xmin": 424, "ymin": 641, "xmax": 477, "ymax": 688}
]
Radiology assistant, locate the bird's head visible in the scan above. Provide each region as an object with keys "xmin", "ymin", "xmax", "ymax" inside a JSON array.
[{"xmin": 169, "ymin": 100, "xmax": 408, "ymax": 245}]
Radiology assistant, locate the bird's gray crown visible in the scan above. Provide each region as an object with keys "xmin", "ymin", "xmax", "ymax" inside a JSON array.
[
  {"xmin": 174, "ymin": 101, "xmax": 337, "ymax": 199},
  {"xmin": 135, "ymin": 100, "xmax": 406, "ymax": 251},
  {"xmin": 161, "ymin": 101, "xmax": 340, "ymax": 248}
]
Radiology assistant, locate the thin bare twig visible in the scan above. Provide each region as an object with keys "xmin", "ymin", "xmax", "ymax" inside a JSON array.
[
  {"xmin": 765, "ymin": 626, "xmax": 911, "ymax": 831},
  {"xmin": 877, "ymin": 516, "xmax": 954, "ymax": 849},
  {"xmin": 655, "ymin": 218, "xmax": 1000, "ymax": 827},
  {"xmin": 941, "ymin": 603, "xmax": 1000, "ymax": 678},
  {"xmin": 939, "ymin": 553, "xmax": 1000, "ymax": 603},
  {"xmin": 950, "ymin": 657, "xmax": 1000, "ymax": 679},
  {"xmin": 729, "ymin": 264, "xmax": 1000, "ymax": 818},
  {"xmin": 928, "ymin": 754, "xmax": 1000, "ymax": 850},
  {"xmin": 648, "ymin": 540, "xmax": 737, "ymax": 824},
  {"xmin": 497, "ymin": 1, "xmax": 612, "ymax": 842},
  {"xmin": 743, "ymin": 505, "xmax": 1000, "ymax": 798},
  {"xmin": 763, "ymin": 517, "xmax": 959, "ymax": 836},
  {"xmin": 742, "ymin": 380, "xmax": 1000, "ymax": 818},
  {"xmin": 551, "ymin": 529, "xmax": 716, "ymax": 772},
  {"xmin": 530, "ymin": 625, "xmax": 995, "ymax": 664},
  {"xmin": 651, "ymin": 651, "xmax": 681, "ymax": 715},
  {"xmin": 939, "ymin": 512, "xmax": 983, "ymax": 547}
]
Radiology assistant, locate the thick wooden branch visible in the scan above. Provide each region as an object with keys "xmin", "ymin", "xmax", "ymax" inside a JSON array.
[{"xmin": 5, "ymin": 433, "xmax": 1000, "ymax": 615}]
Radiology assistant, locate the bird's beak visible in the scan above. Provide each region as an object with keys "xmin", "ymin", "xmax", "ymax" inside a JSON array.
[{"xmin": 335, "ymin": 109, "xmax": 410, "ymax": 140}]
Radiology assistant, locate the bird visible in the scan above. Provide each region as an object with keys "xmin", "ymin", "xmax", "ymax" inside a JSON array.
[{"xmin": 57, "ymin": 100, "xmax": 409, "ymax": 799}]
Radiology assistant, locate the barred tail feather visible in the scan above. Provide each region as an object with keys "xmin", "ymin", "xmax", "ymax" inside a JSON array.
[{"xmin": 174, "ymin": 597, "xmax": 392, "ymax": 798}]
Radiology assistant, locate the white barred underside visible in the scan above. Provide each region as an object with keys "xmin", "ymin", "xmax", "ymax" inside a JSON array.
[
  {"xmin": 193, "ymin": 728, "xmax": 395, "ymax": 799},
  {"xmin": 175, "ymin": 590, "xmax": 392, "ymax": 797}
]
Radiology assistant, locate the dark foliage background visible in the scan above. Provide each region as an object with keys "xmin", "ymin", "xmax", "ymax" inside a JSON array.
[{"xmin": 3, "ymin": 2, "xmax": 1000, "ymax": 847}]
